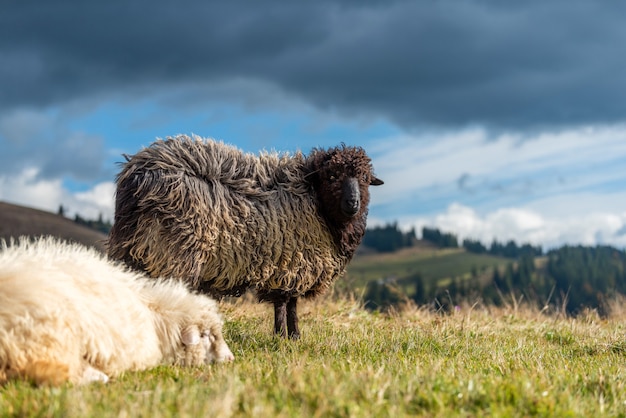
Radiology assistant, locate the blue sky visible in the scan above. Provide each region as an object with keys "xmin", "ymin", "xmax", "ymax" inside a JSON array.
[{"xmin": 2, "ymin": 1, "xmax": 626, "ymax": 249}]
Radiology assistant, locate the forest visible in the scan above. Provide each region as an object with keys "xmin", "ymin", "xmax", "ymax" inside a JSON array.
[{"xmin": 362, "ymin": 223, "xmax": 626, "ymax": 316}]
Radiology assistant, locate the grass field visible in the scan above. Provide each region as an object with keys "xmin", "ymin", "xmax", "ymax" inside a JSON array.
[{"xmin": 3, "ymin": 295, "xmax": 626, "ymax": 417}]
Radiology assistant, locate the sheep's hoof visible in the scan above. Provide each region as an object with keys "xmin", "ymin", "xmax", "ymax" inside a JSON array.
[
  {"xmin": 80, "ymin": 366, "xmax": 109, "ymax": 384},
  {"xmin": 288, "ymin": 332, "xmax": 300, "ymax": 340}
]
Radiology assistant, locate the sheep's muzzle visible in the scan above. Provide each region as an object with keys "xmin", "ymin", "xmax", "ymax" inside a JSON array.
[{"xmin": 340, "ymin": 177, "xmax": 361, "ymax": 217}]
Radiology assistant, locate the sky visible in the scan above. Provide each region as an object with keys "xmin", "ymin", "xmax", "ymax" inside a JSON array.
[{"xmin": 2, "ymin": 0, "xmax": 626, "ymax": 250}]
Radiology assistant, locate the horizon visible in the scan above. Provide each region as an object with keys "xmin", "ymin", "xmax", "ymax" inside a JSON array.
[{"xmin": 7, "ymin": 198, "xmax": 620, "ymax": 254}]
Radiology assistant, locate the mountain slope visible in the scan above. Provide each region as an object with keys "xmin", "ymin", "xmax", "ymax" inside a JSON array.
[{"xmin": 0, "ymin": 201, "xmax": 107, "ymax": 251}]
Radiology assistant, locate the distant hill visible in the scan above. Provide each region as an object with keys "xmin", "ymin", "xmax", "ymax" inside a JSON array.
[
  {"xmin": 0, "ymin": 201, "xmax": 107, "ymax": 251},
  {"xmin": 345, "ymin": 244, "xmax": 510, "ymax": 293}
]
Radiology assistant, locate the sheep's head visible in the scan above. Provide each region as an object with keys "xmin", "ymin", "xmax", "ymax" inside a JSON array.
[
  {"xmin": 180, "ymin": 323, "xmax": 234, "ymax": 365},
  {"xmin": 306, "ymin": 145, "xmax": 383, "ymax": 225}
]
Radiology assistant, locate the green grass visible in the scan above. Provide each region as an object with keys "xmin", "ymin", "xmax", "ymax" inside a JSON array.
[
  {"xmin": 344, "ymin": 246, "xmax": 509, "ymax": 291},
  {"xmin": 3, "ymin": 296, "xmax": 626, "ymax": 417}
]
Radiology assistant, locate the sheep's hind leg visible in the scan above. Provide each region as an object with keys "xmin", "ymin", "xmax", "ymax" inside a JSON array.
[
  {"xmin": 287, "ymin": 297, "xmax": 300, "ymax": 340},
  {"xmin": 274, "ymin": 300, "xmax": 288, "ymax": 338}
]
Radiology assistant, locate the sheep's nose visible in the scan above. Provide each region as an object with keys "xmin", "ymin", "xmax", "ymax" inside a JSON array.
[
  {"xmin": 341, "ymin": 177, "xmax": 361, "ymax": 216},
  {"xmin": 341, "ymin": 197, "xmax": 360, "ymax": 217},
  {"xmin": 213, "ymin": 345, "xmax": 235, "ymax": 363},
  {"xmin": 346, "ymin": 198, "xmax": 359, "ymax": 210}
]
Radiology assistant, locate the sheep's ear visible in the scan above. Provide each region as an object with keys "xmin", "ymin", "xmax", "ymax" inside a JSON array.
[
  {"xmin": 181, "ymin": 326, "xmax": 200, "ymax": 346},
  {"xmin": 370, "ymin": 176, "xmax": 384, "ymax": 186}
]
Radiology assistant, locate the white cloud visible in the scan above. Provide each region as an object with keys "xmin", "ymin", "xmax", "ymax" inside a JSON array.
[
  {"xmin": 0, "ymin": 167, "xmax": 63, "ymax": 210},
  {"xmin": 74, "ymin": 182, "xmax": 115, "ymax": 220},
  {"xmin": 0, "ymin": 168, "xmax": 114, "ymax": 221},
  {"xmin": 405, "ymin": 202, "xmax": 626, "ymax": 250}
]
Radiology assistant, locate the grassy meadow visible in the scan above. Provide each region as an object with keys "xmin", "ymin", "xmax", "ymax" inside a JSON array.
[
  {"xmin": 2, "ymin": 294, "xmax": 626, "ymax": 417},
  {"xmin": 343, "ymin": 245, "xmax": 511, "ymax": 293}
]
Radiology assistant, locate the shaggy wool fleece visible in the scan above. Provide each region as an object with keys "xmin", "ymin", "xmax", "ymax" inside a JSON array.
[
  {"xmin": 0, "ymin": 237, "xmax": 233, "ymax": 386},
  {"xmin": 108, "ymin": 135, "xmax": 379, "ymax": 298}
]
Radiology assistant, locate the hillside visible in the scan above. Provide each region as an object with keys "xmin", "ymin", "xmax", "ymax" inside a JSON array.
[
  {"xmin": 0, "ymin": 201, "xmax": 107, "ymax": 251},
  {"xmin": 344, "ymin": 243, "xmax": 511, "ymax": 292}
]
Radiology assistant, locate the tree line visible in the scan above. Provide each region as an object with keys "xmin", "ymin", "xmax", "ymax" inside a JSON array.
[
  {"xmin": 58, "ymin": 204, "xmax": 113, "ymax": 234},
  {"xmin": 363, "ymin": 223, "xmax": 542, "ymax": 258},
  {"xmin": 361, "ymin": 223, "xmax": 417, "ymax": 252}
]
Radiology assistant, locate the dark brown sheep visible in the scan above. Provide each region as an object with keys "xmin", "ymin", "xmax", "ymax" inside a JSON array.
[{"xmin": 107, "ymin": 134, "xmax": 383, "ymax": 339}]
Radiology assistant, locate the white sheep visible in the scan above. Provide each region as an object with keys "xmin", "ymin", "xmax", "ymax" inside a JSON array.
[{"xmin": 0, "ymin": 236, "xmax": 234, "ymax": 386}]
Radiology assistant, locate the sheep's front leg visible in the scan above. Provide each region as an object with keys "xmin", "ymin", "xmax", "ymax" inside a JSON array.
[
  {"xmin": 79, "ymin": 365, "xmax": 109, "ymax": 385},
  {"xmin": 287, "ymin": 297, "xmax": 300, "ymax": 340},
  {"xmin": 274, "ymin": 300, "xmax": 288, "ymax": 338}
]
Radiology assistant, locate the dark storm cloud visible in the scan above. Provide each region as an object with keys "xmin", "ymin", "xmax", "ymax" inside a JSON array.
[{"xmin": 3, "ymin": 0, "xmax": 626, "ymax": 130}]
